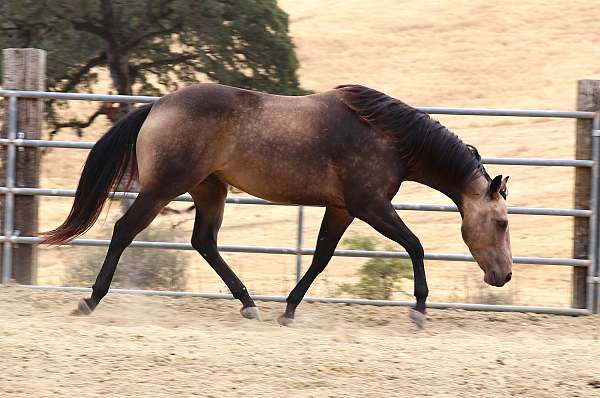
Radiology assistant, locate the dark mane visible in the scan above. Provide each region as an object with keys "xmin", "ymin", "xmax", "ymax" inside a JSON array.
[{"xmin": 335, "ymin": 84, "xmax": 488, "ymax": 188}]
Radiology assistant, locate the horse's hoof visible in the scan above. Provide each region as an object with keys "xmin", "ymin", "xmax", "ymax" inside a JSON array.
[
  {"xmin": 409, "ymin": 309, "xmax": 426, "ymax": 329},
  {"xmin": 240, "ymin": 306, "xmax": 262, "ymax": 321},
  {"xmin": 277, "ymin": 315, "xmax": 294, "ymax": 327},
  {"xmin": 71, "ymin": 298, "xmax": 93, "ymax": 316}
]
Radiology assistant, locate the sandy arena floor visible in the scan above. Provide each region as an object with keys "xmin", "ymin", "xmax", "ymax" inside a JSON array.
[{"xmin": 1, "ymin": 286, "xmax": 599, "ymax": 397}]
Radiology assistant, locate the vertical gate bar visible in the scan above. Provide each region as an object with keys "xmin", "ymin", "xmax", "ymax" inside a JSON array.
[
  {"xmin": 2, "ymin": 96, "xmax": 17, "ymax": 284},
  {"xmin": 592, "ymin": 114, "xmax": 600, "ymax": 313},
  {"xmin": 587, "ymin": 114, "xmax": 600, "ymax": 313},
  {"xmin": 295, "ymin": 206, "xmax": 304, "ymax": 283}
]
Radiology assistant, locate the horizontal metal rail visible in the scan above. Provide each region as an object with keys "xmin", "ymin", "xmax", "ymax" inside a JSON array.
[
  {"xmin": 1, "ymin": 89, "xmax": 596, "ymax": 119},
  {"xmin": 0, "ymin": 138, "xmax": 96, "ymax": 149},
  {"xmin": 0, "ymin": 187, "xmax": 590, "ymax": 217},
  {"xmin": 0, "ymin": 138, "xmax": 593, "ymax": 168},
  {"xmin": 419, "ymin": 106, "xmax": 596, "ymax": 119},
  {"xmin": 481, "ymin": 157, "xmax": 593, "ymax": 167},
  {"xmin": 0, "ymin": 90, "xmax": 158, "ymax": 103},
  {"xmin": 20, "ymin": 285, "xmax": 591, "ymax": 316},
  {"xmin": 1, "ymin": 236, "xmax": 589, "ymax": 267}
]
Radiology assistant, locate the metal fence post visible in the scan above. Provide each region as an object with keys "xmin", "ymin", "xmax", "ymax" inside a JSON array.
[
  {"xmin": 295, "ymin": 206, "xmax": 304, "ymax": 283},
  {"xmin": 2, "ymin": 96, "xmax": 17, "ymax": 284},
  {"xmin": 573, "ymin": 80, "xmax": 600, "ymax": 308},
  {"xmin": 588, "ymin": 112, "xmax": 600, "ymax": 314},
  {"xmin": 587, "ymin": 114, "xmax": 600, "ymax": 312}
]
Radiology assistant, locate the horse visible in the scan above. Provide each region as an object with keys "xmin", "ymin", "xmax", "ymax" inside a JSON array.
[{"xmin": 42, "ymin": 83, "xmax": 512, "ymax": 328}]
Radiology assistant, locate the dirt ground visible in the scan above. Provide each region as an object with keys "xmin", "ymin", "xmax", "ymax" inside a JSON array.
[{"xmin": 0, "ymin": 286, "xmax": 599, "ymax": 397}]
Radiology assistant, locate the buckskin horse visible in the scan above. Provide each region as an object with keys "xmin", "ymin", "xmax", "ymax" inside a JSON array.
[{"xmin": 43, "ymin": 84, "xmax": 511, "ymax": 328}]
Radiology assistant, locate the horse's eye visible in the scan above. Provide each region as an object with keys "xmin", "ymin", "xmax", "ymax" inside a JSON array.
[{"xmin": 496, "ymin": 220, "xmax": 508, "ymax": 229}]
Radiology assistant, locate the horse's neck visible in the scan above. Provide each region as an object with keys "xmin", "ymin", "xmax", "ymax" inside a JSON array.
[{"xmin": 411, "ymin": 170, "xmax": 487, "ymax": 216}]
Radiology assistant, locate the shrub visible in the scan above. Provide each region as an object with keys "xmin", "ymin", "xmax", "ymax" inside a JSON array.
[
  {"xmin": 338, "ymin": 236, "xmax": 413, "ymax": 300},
  {"xmin": 64, "ymin": 228, "xmax": 187, "ymax": 291}
]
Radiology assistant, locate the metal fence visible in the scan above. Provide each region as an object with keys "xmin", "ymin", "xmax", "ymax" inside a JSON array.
[{"xmin": 0, "ymin": 89, "xmax": 598, "ymax": 316}]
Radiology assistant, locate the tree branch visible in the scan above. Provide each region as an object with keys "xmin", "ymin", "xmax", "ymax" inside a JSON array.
[
  {"xmin": 53, "ymin": 52, "xmax": 107, "ymax": 92},
  {"xmin": 124, "ymin": 0, "xmax": 177, "ymax": 50},
  {"xmin": 69, "ymin": 20, "xmax": 108, "ymax": 37},
  {"xmin": 99, "ymin": 0, "xmax": 115, "ymax": 43},
  {"xmin": 131, "ymin": 53, "xmax": 197, "ymax": 74},
  {"xmin": 124, "ymin": 27, "xmax": 176, "ymax": 51},
  {"xmin": 48, "ymin": 105, "xmax": 108, "ymax": 136},
  {"xmin": 43, "ymin": 4, "xmax": 107, "ymax": 38}
]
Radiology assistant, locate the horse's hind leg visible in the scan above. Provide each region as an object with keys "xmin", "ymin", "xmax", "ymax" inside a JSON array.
[
  {"xmin": 74, "ymin": 191, "xmax": 171, "ymax": 315},
  {"xmin": 189, "ymin": 175, "xmax": 260, "ymax": 320}
]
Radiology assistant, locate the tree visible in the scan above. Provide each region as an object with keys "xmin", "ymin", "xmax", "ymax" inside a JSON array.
[{"xmin": 0, "ymin": 0, "xmax": 307, "ymax": 135}]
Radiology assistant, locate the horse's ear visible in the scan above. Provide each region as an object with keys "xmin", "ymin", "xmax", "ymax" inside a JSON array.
[
  {"xmin": 490, "ymin": 175, "xmax": 509, "ymax": 199},
  {"xmin": 490, "ymin": 175, "xmax": 503, "ymax": 194},
  {"xmin": 490, "ymin": 175, "xmax": 508, "ymax": 196}
]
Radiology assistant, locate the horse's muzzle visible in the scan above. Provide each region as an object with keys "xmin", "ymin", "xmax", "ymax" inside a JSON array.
[{"xmin": 485, "ymin": 271, "xmax": 512, "ymax": 287}]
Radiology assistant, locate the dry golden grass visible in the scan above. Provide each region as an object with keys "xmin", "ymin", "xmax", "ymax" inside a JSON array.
[{"xmin": 31, "ymin": 0, "xmax": 600, "ymax": 307}]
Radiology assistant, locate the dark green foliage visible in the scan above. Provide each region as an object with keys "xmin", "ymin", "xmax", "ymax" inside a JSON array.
[
  {"xmin": 339, "ymin": 236, "xmax": 413, "ymax": 300},
  {"xmin": 0, "ymin": 0, "xmax": 307, "ymax": 135},
  {"xmin": 64, "ymin": 228, "xmax": 187, "ymax": 291}
]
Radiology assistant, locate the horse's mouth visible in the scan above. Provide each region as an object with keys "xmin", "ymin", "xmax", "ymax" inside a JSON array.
[{"xmin": 484, "ymin": 271, "xmax": 512, "ymax": 287}]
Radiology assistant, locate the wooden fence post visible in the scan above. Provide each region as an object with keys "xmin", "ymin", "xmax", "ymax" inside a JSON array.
[
  {"xmin": 1, "ymin": 48, "xmax": 46, "ymax": 284},
  {"xmin": 573, "ymin": 80, "xmax": 600, "ymax": 308}
]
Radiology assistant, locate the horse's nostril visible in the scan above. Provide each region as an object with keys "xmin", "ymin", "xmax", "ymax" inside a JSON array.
[{"xmin": 505, "ymin": 272, "xmax": 512, "ymax": 283}]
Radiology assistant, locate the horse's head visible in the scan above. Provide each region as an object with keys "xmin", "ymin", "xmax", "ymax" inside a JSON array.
[{"xmin": 461, "ymin": 175, "xmax": 512, "ymax": 287}]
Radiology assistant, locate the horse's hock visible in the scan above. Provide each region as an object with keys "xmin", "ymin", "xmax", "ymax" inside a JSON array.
[{"xmin": 1, "ymin": 47, "xmax": 599, "ymax": 315}]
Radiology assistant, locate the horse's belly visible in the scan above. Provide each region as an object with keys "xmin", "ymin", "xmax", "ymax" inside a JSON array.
[{"xmin": 216, "ymin": 161, "xmax": 343, "ymax": 207}]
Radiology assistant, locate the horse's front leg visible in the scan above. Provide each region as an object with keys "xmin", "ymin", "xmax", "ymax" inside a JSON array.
[
  {"xmin": 350, "ymin": 200, "xmax": 429, "ymax": 328},
  {"xmin": 278, "ymin": 207, "xmax": 353, "ymax": 326}
]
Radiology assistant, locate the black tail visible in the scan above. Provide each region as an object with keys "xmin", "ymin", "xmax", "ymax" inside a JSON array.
[{"xmin": 42, "ymin": 105, "xmax": 153, "ymax": 244}]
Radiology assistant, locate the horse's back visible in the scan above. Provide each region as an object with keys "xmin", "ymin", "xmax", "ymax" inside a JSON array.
[{"xmin": 136, "ymin": 83, "xmax": 398, "ymax": 205}]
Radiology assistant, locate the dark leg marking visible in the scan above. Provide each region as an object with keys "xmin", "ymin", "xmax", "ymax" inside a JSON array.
[
  {"xmin": 189, "ymin": 176, "xmax": 259, "ymax": 319},
  {"xmin": 279, "ymin": 207, "xmax": 353, "ymax": 326},
  {"xmin": 352, "ymin": 201, "xmax": 428, "ymax": 329},
  {"xmin": 73, "ymin": 192, "xmax": 170, "ymax": 315}
]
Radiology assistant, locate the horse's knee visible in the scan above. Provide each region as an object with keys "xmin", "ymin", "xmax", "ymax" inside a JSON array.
[
  {"xmin": 191, "ymin": 235, "xmax": 216, "ymax": 259},
  {"xmin": 406, "ymin": 237, "xmax": 424, "ymax": 260}
]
